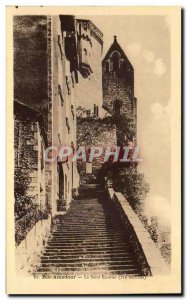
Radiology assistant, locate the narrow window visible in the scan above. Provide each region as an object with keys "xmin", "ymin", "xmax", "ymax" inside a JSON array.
[
  {"xmin": 65, "ymin": 174, "xmax": 67, "ymax": 199},
  {"xmin": 96, "ymin": 106, "xmax": 99, "ymax": 117},
  {"xmin": 59, "ymin": 167, "xmax": 64, "ymax": 199},
  {"xmin": 112, "ymin": 52, "xmax": 119, "ymax": 71},
  {"xmin": 106, "ymin": 61, "xmax": 110, "ymax": 72},
  {"xmin": 83, "ymin": 48, "xmax": 87, "ymax": 56},
  {"xmin": 114, "ymin": 100, "xmax": 121, "ymax": 115},
  {"xmin": 94, "ymin": 104, "xmax": 97, "ymax": 116}
]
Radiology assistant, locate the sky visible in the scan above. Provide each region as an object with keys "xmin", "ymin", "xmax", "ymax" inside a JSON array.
[{"xmin": 79, "ymin": 15, "xmax": 171, "ymax": 225}]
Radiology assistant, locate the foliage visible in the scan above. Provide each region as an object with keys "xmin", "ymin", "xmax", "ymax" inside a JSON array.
[
  {"xmin": 159, "ymin": 244, "xmax": 171, "ymax": 264},
  {"xmin": 15, "ymin": 207, "xmax": 49, "ymax": 245},
  {"xmin": 77, "ymin": 108, "xmax": 136, "ymax": 144},
  {"xmin": 14, "ymin": 168, "xmax": 38, "ymax": 220},
  {"xmin": 98, "ymin": 162, "xmax": 149, "ymax": 211},
  {"xmin": 14, "ymin": 167, "xmax": 49, "ymax": 245},
  {"xmin": 111, "ymin": 113, "xmax": 136, "ymax": 142}
]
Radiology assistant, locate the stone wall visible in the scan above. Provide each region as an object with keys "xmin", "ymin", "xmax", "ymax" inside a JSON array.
[
  {"xmin": 14, "ymin": 15, "xmax": 53, "ymax": 211},
  {"xmin": 14, "ymin": 117, "xmax": 39, "ymax": 203},
  {"xmin": 77, "ymin": 117, "xmax": 116, "ymax": 184},
  {"xmin": 16, "ymin": 217, "xmax": 51, "ymax": 275},
  {"xmin": 45, "ymin": 16, "xmax": 53, "ymax": 212},
  {"xmin": 14, "ymin": 107, "xmax": 47, "ymax": 210},
  {"xmin": 107, "ymin": 187, "xmax": 169, "ymax": 276},
  {"xmin": 13, "ymin": 16, "xmax": 49, "ymax": 130},
  {"xmin": 102, "ymin": 61, "xmax": 135, "ymax": 117}
]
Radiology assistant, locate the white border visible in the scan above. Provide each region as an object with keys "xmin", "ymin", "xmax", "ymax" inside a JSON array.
[{"xmin": 1, "ymin": 1, "xmax": 185, "ymax": 299}]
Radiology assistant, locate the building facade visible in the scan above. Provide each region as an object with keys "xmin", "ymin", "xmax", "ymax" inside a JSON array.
[
  {"xmin": 13, "ymin": 15, "xmax": 105, "ymax": 223},
  {"xmin": 14, "ymin": 100, "xmax": 48, "ymax": 244},
  {"xmin": 51, "ymin": 15, "xmax": 80, "ymax": 215},
  {"xmin": 75, "ymin": 19, "xmax": 103, "ymax": 117},
  {"xmin": 102, "ymin": 36, "xmax": 136, "ymax": 116},
  {"xmin": 13, "ymin": 16, "xmax": 80, "ymax": 222}
]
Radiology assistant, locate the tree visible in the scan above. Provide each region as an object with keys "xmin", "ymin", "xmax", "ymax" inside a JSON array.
[{"xmin": 111, "ymin": 113, "xmax": 136, "ymax": 144}]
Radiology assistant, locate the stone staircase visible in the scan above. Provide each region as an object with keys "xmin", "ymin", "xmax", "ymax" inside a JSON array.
[{"xmin": 36, "ymin": 184, "xmax": 142, "ymax": 275}]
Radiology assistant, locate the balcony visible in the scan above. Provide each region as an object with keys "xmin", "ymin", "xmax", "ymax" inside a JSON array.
[{"xmin": 79, "ymin": 62, "xmax": 93, "ymax": 78}]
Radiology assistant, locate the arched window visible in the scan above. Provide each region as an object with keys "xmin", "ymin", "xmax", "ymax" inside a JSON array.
[
  {"xmin": 114, "ymin": 100, "xmax": 121, "ymax": 115},
  {"xmin": 112, "ymin": 52, "xmax": 119, "ymax": 71}
]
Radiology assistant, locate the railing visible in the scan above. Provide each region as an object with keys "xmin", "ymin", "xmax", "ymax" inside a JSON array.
[
  {"xmin": 15, "ymin": 209, "xmax": 49, "ymax": 246},
  {"xmin": 106, "ymin": 186, "xmax": 169, "ymax": 276}
]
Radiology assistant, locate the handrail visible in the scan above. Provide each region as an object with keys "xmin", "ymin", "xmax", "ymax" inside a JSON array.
[{"xmin": 107, "ymin": 187, "xmax": 169, "ymax": 276}]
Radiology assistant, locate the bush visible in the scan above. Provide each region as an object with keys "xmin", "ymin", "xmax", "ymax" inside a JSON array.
[{"xmin": 99, "ymin": 162, "xmax": 149, "ymax": 211}]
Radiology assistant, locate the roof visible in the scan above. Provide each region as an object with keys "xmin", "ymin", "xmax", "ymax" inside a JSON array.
[
  {"xmin": 76, "ymin": 19, "xmax": 103, "ymax": 46},
  {"xmin": 102, "ymin": 36, "xmax": 133, "ymax": 68}
]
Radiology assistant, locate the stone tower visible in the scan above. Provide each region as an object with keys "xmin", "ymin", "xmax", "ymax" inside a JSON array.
[{"xmin": 102, "ymin": 36, "xmax": 137, "ymax": 121}]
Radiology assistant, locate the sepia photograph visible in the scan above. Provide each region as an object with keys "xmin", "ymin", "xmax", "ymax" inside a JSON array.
[{"xmin": 6, "ymin": 6, "xmax": 181, "ymax": 294}]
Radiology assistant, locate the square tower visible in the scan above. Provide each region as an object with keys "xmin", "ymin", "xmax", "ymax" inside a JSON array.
[{"xmin": 102, "ymin": 36, "xmax": 136, "ymax": 118}]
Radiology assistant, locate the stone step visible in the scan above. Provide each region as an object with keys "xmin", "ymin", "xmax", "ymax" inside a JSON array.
[
  {"xmin": 36, "ymin": 270, "xmax": 141, "ymax": 276},
  {"xmin": 50, "ymin": 233, "xmax": 126, "ymax": 238},
  {"xmin": 46, "ymin": 240, "xmax": 131, "ymax": 245},
  {"xmin": 42, "ymin": 254, "xmax": 134, "ymax": 260},
  {"xmin": 51, "ymin": 231, "xmax": 125, "ymax": 235},
  {"xmin": 45, "ymin": 245, "xmax": 133, "ymax": 252},
  {"xmin": 35, "ymin": 188, "xmax": 141, "ymax": 276},
  {"xmin": 49, "ymin": 232, "xmax": 127, "ymax": 237},
  {"xmin": 37, "ymin": 265, "xmax": 140, "ymax": 272},
  {"xmin": 57, "ymin": 218, "xmax": 119, "ymax": 222},
  {"xmin": 40, "ymin": 262, "xmax": 138, "ymax": 269},
  {"xmin": 36, "ymin": 271, "xmax": 141, "ymax": 276},
  {"xmin": 50, "ymin": 231, "xmax": 125, "ymax": 236},
  {"xmin": 54, "ymin": 220, "xmax": 119, "ymax": 224},
  {"xmin": 46, "ymin": 242, "xmax": 130, "ymax": 248},
  {"xmin": 50, "ymin": 232, "xmax": 126, "ymax": 237},
  {"xmin": 48, "ymin": 238, "xmax": 127, "ymax": 243},
  {"xmin": 51, "ymin": 228, "xmax": 126, "ymax": 232},
  {"xmin": 51, "ymin": 228, "xmax": 123, "ymax": 232},
  {"xmin": 59, "ymin": 210, "xmax": 114, "ymax": 213},
  {"xmin": 52, "ymin": 224, "xmax": 123, "ymax": 229},
  {"xmin": 43, "ymin": 249, "xmax": 133, "ymax": 256},
  {"xmin": 41, "ymin": 258, "xmax": 136, "ymax": 265},
  {"xmin": 48, "ymin": 236, "xmax": 127, "ymax": 242},
  {"xmin": 47, "ymin": 237, "xmax": 129, "ymax": 242}
]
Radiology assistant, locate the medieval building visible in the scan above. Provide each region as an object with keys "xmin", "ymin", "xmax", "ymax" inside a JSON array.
[
  {"xmin": 14, "ymin": 18, "xmax": 138, "ymax": 225},
  {"xmin": 76, "ymin": 36, "xmax": 138, "ymax": 182},
  {"xmin": 102, "ymin": 36, "xmax": 137, "ymax": 117},
  {"xmin": 14, "ymin": 14, "xmax": 107, "ymax": 248},
  {"xmin": 14, "ymin": 16, "xmax": 168, "ymax": 277},
  {"xmin": 102, "ymin": 36, "xmax": 137, "ymax": 144}
]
